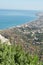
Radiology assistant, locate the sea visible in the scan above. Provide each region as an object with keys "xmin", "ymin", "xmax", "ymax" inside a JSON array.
[{"xmin": 0, "ymin": 10, "xmax": 38, "ymax": 29}]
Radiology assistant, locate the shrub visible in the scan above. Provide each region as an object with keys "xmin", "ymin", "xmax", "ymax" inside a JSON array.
[{"xmin": 0, "ymin": 43, "xmax": 43, "ymax": 65}]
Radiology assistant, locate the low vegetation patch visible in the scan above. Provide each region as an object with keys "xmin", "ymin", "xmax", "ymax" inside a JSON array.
[{"xmin": 0, "ymin": 42, "xmax": 43, "ymax": 65}]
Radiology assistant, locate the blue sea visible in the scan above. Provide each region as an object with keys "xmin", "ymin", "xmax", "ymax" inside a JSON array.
[{"xmin": 0, "ymin": 10, "xmax": 38, "ymax": 29}]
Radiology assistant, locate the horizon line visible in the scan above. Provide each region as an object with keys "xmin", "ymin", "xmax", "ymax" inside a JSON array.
[{"xmin": 0, "ymin": 9, "xmax": 42, "ymax": 11}]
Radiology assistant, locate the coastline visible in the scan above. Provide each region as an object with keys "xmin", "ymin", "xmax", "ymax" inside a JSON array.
[
  {"xmin": 5, "ymin": 12, "xmax": 40, "ymax": 29},
  {"xmin": 0, "ymin": 11, "xmax": 43, "ymax": 30}
]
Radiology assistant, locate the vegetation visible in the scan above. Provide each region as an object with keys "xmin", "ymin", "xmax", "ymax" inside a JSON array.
[
  {"xmin": 0, "ymin": 27, "xmax": 43, "ymax": 62},
  {"xmin": 35, "ymin": 33, "xmax": 43, "ymax": 42},
  {"xmin": 0, "ymin": 42, "xmax": 43, "ymax": 65}
]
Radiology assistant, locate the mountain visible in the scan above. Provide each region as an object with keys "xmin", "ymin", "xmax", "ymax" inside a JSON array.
[{"xmin": 0, "ymin": 13, "xmax": 43, "ymax": 61}]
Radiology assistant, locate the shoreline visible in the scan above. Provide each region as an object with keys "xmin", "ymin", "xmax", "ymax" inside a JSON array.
[{"xmin": 0, "ymin": 12, "xmax": 43, "ymax": 30}]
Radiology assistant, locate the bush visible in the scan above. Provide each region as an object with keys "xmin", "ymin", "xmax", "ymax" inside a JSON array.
[{"xmin": 0, "ymin": 42, "xmax": 43, "ymax": 65}]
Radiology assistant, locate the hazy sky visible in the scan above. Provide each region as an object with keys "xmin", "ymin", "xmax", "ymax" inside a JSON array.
[{"xmin": 0, "ymin": 0, "xmax": 43, "ymax": 10}]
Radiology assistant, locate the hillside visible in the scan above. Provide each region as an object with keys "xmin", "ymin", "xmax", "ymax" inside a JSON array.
[
  {"xmin": 0, "ymin": 42, "xmax": 43, "ymax": 65},
  {"xmin": 0, "ymin": 14, "xmax": 43, "ymax": 61}
]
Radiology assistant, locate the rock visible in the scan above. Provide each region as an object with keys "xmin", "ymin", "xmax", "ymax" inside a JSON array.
[{"xmin": 0, "ymin": 34, "xmax": 11, "ymax": 45}]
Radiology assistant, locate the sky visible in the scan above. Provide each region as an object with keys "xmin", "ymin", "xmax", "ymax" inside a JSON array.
[{"xmin": 0, "ymin": 0, "xmax": 43, "ymax": 10}]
